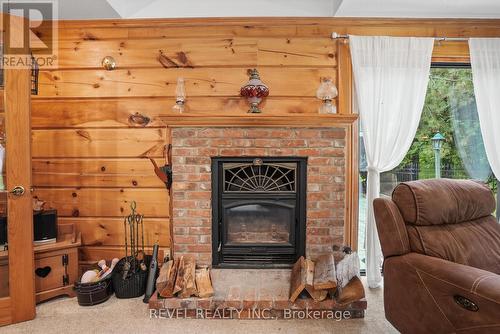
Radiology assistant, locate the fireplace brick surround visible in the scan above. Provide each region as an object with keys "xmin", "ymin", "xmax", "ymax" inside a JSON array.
[{"xmin": 171, "ymin": 127, "xmax": 347, "ymax": 265}]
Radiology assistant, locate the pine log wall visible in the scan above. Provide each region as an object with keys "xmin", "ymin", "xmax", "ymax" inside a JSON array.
[{"xmin": 30, "ymin": 18, "xmax": 500, "ymax": 266}]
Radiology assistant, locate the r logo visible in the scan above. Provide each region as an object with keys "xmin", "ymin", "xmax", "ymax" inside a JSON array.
[{"xmin": 2, "ymin": 1, "xmax": 58, "ymax": 68}]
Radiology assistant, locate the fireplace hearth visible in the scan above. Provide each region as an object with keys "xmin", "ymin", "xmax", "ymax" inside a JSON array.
[{"xmin": 211, "ymin": 157, "xmax": 307, "ymax": 268}]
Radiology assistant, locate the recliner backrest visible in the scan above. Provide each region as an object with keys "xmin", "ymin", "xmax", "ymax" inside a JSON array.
[{"xmin": 391, "ymin": 179, "xmax": 500, "ymax": 274}]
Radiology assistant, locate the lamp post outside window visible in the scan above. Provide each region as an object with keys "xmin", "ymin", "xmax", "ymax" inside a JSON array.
[{"xmin": 432, "ymin": 132, "xmax": 445, "ymax": 179}]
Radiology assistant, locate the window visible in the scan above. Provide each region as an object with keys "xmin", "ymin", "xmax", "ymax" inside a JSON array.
[{"xmin": 357, "ymin": 64, "xmax": 497, "ymax": 272}]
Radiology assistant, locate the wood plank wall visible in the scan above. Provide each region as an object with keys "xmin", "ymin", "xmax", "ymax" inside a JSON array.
[{"xmin": 31, "ymin": 18, "xmax": 500, "ymax": 265}]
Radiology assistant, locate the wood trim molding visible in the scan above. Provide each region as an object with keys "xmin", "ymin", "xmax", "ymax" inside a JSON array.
[
  {"xmin": 4, "ymin": 65, "xmax": 36, "ymax": 323},
  {"xmin": 53, "ymin": 17, "xmax": 500, "ymax": 30},
  {"xmin": 337, "ymin": 40, "xmax": 352, "ymax": 115},
  {"xmin": 160, "ymin": 114, "xmax": 358, "ymax": 127},
  {"xmin": 3, "ymin": 13, "xmax": 36, "ymax": 324},
  {"xmin": 432, "ymin": 41, "xmax": 470, "ymax": 63},
  {"xmin": 337, "ymin": 39, "xmax": 358, "ymax": 249},
  {"xmin": 345, "ymin": 122, "xmax": 359, "ymax": 250}
]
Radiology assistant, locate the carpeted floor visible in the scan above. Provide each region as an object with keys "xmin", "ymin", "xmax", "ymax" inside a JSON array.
[{"xmin": 2, "ymin": 277, "xmax": 397, "ymax": 334}]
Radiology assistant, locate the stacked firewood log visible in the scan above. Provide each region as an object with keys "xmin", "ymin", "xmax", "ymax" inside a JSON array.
[
  {"xmin": 155, "ymin": 255, "xmax": 214, "ymax": 298},
  {"xmin": 289, "ymin": 249, "xmax": 365, "ymax": 305}
]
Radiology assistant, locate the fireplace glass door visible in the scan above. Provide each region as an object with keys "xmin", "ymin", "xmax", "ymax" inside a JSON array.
[
  {"xmin": 224, "ymin": 201, "xmax": 295, "ymax": 246},
  {"xmin": 212, "ymin": 157, "xmax": 306, "ymax": 268}
]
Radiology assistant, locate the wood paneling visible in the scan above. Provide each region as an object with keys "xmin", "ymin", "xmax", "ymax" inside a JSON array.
[
  {"xmin": 52, "ymin": 38, "xmax": 336, "ymax": 69},
  {"xmin": 32, "ymin": 17, "xmax": 500, "ymax": 267},
  {"xmin": 60, "ymin": 217, "xmax": 170, "ymax": 247},
  {"xmin": 33, "ymin": 188, "xmax": 170, "ymax": 218},
  {"xmin": 34, "ymin": 18, "xmax": 500, "ymax": 39},
  {"xmin": 78, "ymin": 245, "xmax": 163, "ymax": 263},
  {"xmin": 37, "ymin": 67, "xmax": 335, "ymax": 98},
  {"xmin": 32, "ymin": 158, "xmax": 164, "ymax": 187},
  {"xmin": 31, "ymin": 97, "xmax": 326, "ymax": 128},
  {"xmin": 32, "ymin": 128, "xmax": 167, "ymax": 158}
]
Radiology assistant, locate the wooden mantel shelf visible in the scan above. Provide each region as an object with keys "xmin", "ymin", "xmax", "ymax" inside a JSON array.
[{"xmin": 160, "ymin": 114, "xmax": 358, "ymax": 127}]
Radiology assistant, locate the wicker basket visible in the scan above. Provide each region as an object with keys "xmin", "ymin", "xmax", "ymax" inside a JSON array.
[
  {"xmin": 74, "ymin": 276, "xmax": 113, "ymax": 306},
  {"xmin": 112, "ymin": 256, "xmax": 151, "ymax": 299}
]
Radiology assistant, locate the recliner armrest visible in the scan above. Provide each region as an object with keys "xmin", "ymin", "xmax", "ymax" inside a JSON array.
[
  {"xmin": 383, "ymin": 253, "xmax": 500, "ymax": 334},
  {"xmin": 402, "ymin": 253, "xmax": 500, "ymax": 302}
]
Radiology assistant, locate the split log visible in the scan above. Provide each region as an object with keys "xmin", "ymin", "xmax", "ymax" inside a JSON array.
[
  {"xmin": 289, "ymin": 256, "xmax": 306, "ymax": 302},
  {"xmin": 336, "ymin": 252, "xmax": 360, "ymax": 289},
  {"xmin": 304, "ymin": 258, "xmax": 315, "ymax": 287},
  {"xmin": 178, "ymin": 256, "xmax": 197, "ymax": 298},
  {"xmin": 336, "ymin": 276, "xmax": 365, "ymax": 305},
  {"xmin": 290, "ymin": 257, "xmax": 328, "ymax": 302},
  {"xmin": 172, "ymin": 256, "xmax": 186, "ymax": 295},
  {"xmin": 195, "ymin": 267, "xmax": 214, "ymax": 298},
  {"xmin": 156, "ymin": 260, "xmax": 173, "ymax": 294},
  {"xmin": 305, "ymin": 286, "xmax": 328, "ymax": 302},
  {"xmin": 159, "ymin": 258, "xmax": 179, "ymax": 298},
  {"xmin": 313, "ymin": 253, "xmax": 337, "ymax": 291},
  {"xmin": 304, "ymin": 258, "xmax": 327, "ymax": 302}
]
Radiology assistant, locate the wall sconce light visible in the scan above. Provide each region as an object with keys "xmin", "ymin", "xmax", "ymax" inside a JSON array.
[
  {"xmin": 102, "ymin": 56, "xmax": 116, "ymax": 71},
  {"xmin": 172, "ymin": 77, "xmax": 186, "ymax": 113},
  {"xmin": 240, "ymin": 69, "xmax": 269, "ymax": 113},
  {"xmin": 316, "ymin": 77, "xmax": 338, "ymax": 114}
]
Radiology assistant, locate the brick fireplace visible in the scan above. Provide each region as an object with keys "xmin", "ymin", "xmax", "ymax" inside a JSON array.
[{"xmin": 171, "ymin": 127, "xmax": 347, "ymax": 266}]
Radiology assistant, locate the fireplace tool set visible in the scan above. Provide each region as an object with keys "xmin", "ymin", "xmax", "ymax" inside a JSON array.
[
  {"xmin": 111, "ymin": 201, "xmax": 152, "ymax": 298},
  {"xmin": 122, "ymin": 201, "xmax": 146, "ymax": 277}
]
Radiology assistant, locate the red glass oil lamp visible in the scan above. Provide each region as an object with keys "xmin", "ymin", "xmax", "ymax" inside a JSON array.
[{"xmin": 240, "ymin": 69, "xmax": 269, "ymax": 113}]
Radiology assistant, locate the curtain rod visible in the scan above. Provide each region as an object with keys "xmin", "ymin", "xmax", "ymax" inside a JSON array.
[{"xmin": 331, "ymin": 32, "xmax": 470, "ymax": 42}]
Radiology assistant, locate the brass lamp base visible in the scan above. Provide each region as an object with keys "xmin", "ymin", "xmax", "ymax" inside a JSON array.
[{"xmin": 248, "ymin": 103, "xmax": 262, "ymax": 113}]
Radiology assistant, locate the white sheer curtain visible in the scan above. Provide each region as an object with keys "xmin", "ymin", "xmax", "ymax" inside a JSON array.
[
  {"xmin": 449, "ymin": 82, "xmax": 491, "ymax": 181},
  {"xmin": 469, "ymin": 38, "xmax": 500, "ymax": 180},
  {"xmin": 350, "ymin": 36, "xmax": 434, "ymax": 288}
]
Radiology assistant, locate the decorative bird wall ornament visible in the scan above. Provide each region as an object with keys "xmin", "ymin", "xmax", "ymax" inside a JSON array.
[{"xmin": 148, "ymin": 144, "xmax": 172, "ymax": 190}]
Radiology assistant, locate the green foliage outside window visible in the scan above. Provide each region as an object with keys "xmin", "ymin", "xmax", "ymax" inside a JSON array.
[{"xmin": 400, "ymin": 67, "xmax": 496, "ymax": 191}]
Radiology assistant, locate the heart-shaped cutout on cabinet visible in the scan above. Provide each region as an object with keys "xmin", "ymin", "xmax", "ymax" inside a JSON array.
[{"xmin": 35, "ymin": 266, "xmax": 52, "ymax": 278}]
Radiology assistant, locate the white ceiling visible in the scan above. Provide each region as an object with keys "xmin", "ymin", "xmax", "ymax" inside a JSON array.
[
  {"xmin": 7, "ymin": 0, "xmax": 500, "ymax": 19},
  {"xmin": 336, "ymin": 0, "xmax": 500, "ymax": 18}
]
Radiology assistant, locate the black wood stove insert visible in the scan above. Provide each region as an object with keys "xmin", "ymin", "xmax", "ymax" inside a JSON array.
[{"xmin": 211, "ymin": 157, "xmax": 306, "ymax": 268}]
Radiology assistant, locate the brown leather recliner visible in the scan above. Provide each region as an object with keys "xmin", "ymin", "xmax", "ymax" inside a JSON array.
[{"xmin": 374, "ymin": 179, "xmax": 500, "ymax": 334}]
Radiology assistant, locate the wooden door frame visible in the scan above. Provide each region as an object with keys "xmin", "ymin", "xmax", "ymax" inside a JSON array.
[
  {"xmin": 337, "ymin": 40, "xmax": 359, "ymax": 250},
  {"xmin": 0, "ymin": 13, "xmax": 36, "ymax": 326}
]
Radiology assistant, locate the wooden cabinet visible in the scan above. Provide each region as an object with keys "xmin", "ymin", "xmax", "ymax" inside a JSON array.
[{"xmin": 0, "ymin": 232, "xmax": 81, "ymax": 304}]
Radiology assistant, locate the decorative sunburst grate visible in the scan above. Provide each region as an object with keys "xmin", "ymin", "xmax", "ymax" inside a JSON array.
[{"xmin": 223, "ymin": 162, "xmax": 296, "ymax": 193}]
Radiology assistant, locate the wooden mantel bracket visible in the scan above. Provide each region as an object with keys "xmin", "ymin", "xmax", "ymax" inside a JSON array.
[{"xmin": 159, "ymin": 114, "xmax": 358, "ymax": 127}]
